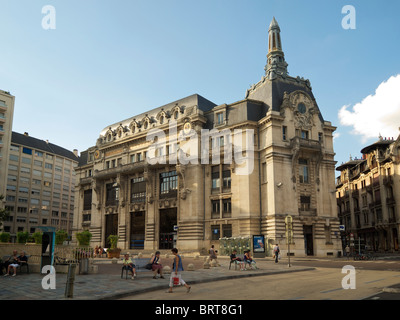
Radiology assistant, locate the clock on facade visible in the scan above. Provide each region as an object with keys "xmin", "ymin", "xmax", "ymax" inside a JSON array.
[{"xmin": 297, "ymin": 103, "xmax": 306, "ymax": 114}]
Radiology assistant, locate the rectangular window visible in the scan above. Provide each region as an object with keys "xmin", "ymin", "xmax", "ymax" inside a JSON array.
[
  {"xmin": 212, "ymin": 166, "xmax": 220, "ymax": 190},
  {"xmin": 222, "ymin": 224, "xmax": 232, "ymax": 238},
  {"xmin": 222, "ymin": 165, "xmax": 231, "ymax": 189},
  {"xmin": 83, "ymin": 189, "xmax": 92, "ymax": 211},
  {"xmin": 22, "ymin": 157, "xmax": 31, "ymax": 164},
  {"xmin": 217, "ymin": 112, "xmax": 224, "ymax": 125},
  {"xmin": 34, "ymin": 160, "xmax": 43, "ymax": 167},
  {"xmin": 7, "ymin": 175, "xmax": 17, "ymax": 182},
  {"xmin": 300, "ymin": 196, "xmax": 311, "ymax": 211},
  {"xmin": 282, "ymin": 126, "xmax": 287, "ymax": 140},
  {"xmin": 159, "ymin": 171, "xmax": 178, "ymax": 198},
  {"xmin": 8, "ymin": 164, "xmax": 18, "ymax": 171},
  {"xmin": 298, "ymin": 159, "xmax": 309, "ymax": 184},
  {"xmin": 7, "ymin": 185, "xmax": 16, "ymax": 192},
  {"xmin": 222, "ymin": 199, "xmax": 232, "ymax": 218},
  {"xmin": 211, "ymin": 200, "xmax": 220, "ymax": 219},
  {"xmin": 21, "ymin": 167, "xmax": 30, "ymax": 174},
  {"xmin": 301, "ymin": 130, "xmax": 309, "ymax": 140},
  {"xmin": 106, "ymin": 183, "xmax": 119, "ymax": 206},
  {"xmin": 22, "ymin": 147, "xmax": 32, "ymax": 155},
  {"xmin": 19, "ymin": 187, "xmax": 29, "ymax": 193},
  {"xmin": 131, "ymin": 177, "xmax": 146, "ymax": 203},
  {"xmin": 17, "ymin": 207, "xmax": 27, "ymax": 213},
  {"xmin": 211, "ymin": 225, "xmax": 220, "ymax": 240}
]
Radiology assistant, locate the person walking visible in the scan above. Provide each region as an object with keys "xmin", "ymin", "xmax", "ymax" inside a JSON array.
[
  {"xmin": 273, "ymin": 244, "xmax": 280, "ymax": 263},
  {"xmin": 167, "ymin": 248, "xmax": 191, "ymax": 294},
  {"xmin": 345, "ymin": 245, "xmax": 350, "ymax": 260}
]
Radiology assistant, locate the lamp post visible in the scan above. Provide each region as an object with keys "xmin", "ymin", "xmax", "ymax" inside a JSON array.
[{"xmin": 285, "ymin": 215, "xmax": 293, "ymax": 267}]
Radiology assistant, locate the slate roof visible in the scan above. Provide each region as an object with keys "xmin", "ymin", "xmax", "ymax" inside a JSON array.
[
  {"xmin": 11, "ymin": 131, "xmax": 79, "ymax": 162},
  {"xmin": 100, "ymin": 94, "xmax": 217, "ymax": 136}
]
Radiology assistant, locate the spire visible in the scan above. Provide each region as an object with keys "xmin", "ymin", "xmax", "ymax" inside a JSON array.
[{"xmin": 265, "ymin": 17, "xmax": 288, "ymax": 80}]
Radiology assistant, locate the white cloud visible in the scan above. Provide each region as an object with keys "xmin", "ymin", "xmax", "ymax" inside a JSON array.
[
  {"xmin": 332, "ymin": 132, "xmax": 340, "ymax": 141},
  {"xmin": 338, "ymin": 74, "xmax": 400, "ymax": 142}
]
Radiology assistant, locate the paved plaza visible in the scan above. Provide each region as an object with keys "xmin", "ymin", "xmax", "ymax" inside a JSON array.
[{"xmin": 0, "ymin": 255, "xmax": 313, "ymax": 300}]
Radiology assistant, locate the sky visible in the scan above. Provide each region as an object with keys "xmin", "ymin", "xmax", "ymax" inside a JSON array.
[{"xmin": 1, "ymin": 0, "xmax": 400, "ymax": 175}]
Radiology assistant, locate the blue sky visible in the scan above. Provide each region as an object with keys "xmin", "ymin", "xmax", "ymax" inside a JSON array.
[{"xmin": 1, "ymin": 0, "xmax": 400, "ymax": 174}]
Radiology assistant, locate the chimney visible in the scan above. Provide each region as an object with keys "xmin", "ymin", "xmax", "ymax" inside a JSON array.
[
  {"xmin": 24, "ymin": 132, "xmax": 29, "ymax": 136},
  {"xmin": 73, "ymin": 149, "xmax": 79, "ymax": 157}
]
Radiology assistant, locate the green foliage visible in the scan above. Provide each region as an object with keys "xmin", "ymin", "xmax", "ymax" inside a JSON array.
[
  {"xmin": 0, "ymin": 232, "xmax": 10, "ymax": 243},
  {"xmin": 17, "ymin": 231, "xmax": 29, "ymax": 244},
  {"xmin": 107, "ymin": 235, "xmax": 119, "ymax": 249},
  {"xmin": 55, "ymin": 230, "xmax": 68, "ymax": 245},
  {"xmin": 0, "ymin": 195, "xmax": 10, "ymax": 228},
  {"xmin": 32, "ymin": 231, "xmax": 43, "ymax": 244},
  {"xmin": 76, "ymin": 230, "xmax": 92, "ymax": 246}
]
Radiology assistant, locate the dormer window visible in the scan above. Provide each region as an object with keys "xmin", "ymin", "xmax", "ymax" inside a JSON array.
[{"xmin": 217, "ymin": 112, "xmax": 224, "ymax": 125}]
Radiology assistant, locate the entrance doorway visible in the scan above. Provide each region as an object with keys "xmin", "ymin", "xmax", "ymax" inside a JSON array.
[
  {"xmin": 303, "ymin": 225, "xmax": 314, "ymax": 256},
  {"xmin": 105, "ymin": 214, "xmax": 118, "ymax": 248},
  {"xmin": 159, "ymin": 208, "xmax": 177, "ymax": 249},
  {"xmin": 393, "ymin": 228, "xmax": 399, "ymax": 251},
  {"xmin": 130, "ymin": 211, "xmax": 145, "ymax": 250}
]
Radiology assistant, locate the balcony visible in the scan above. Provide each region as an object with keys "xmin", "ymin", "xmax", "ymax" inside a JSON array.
[
  {"xmin": 383, "ymin": 176, "xmax": 393, "ymax": 186},
  {"xmin": 290, "ymin": 136, "xmax": 322, "ymax": 152},
  {"xmin": 299, "ymin": 208, "xmax": 317, "ymax": 217},
  {"xmin": 0, "ymin": 101, "xmax": 7, "ymax": 112},
  {"xmin": 386, "ymin": 197, "xmax": 396, "ymax": 206}
]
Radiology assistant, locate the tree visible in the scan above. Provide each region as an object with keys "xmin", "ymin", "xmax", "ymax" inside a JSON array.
[
  {"xmin": 55, "ymin": 230, "xmax": 68, "ymax": 245},
  {"xmin": 76, "ymin": 230, "xmax": 92, "ymax": 246},
  {"xmin": 17, "ymin": 231, "xmax": 29, "ymax": 244},
  {"xmin": 0, "ymin": 195, "xmax": 10, "ymax": 229}
]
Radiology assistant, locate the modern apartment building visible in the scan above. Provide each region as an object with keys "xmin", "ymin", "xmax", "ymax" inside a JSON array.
[
  {"xmin": 3, "ymin": 132, "xmax": 79, "ymax": 240},
  {"xmin": 73, "ymin": 18, "xmax": 341, "ymax": 256},
  {"xmin": 0, "ymin": 90, "xmax": 15, "ymax": 202},
  {"xmin": 336, "ymin": 135, "xmax": 400, "ymax": 252}
]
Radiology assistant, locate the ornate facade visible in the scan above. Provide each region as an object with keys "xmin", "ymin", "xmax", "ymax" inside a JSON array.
[
  {"xmin": 73, "ymin": 18, "xmax": 341, "ymax": 256},
  {"xmin": 336, "ymin": 136, "xmax": 400, "ymax": 252}
]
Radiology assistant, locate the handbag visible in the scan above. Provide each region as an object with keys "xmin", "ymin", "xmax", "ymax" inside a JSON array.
[
  {"xmin": 173, "ymin": 276, "xmax": 180, "ymax": 285},
  {"xmin": 145, "ymin": 263, "xmax": 153, "ymax": 270}
]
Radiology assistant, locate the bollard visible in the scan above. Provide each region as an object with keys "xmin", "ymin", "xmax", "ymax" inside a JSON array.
[{"xmin": 65, "ymin": 263, "xmax": 77, "ymax": 298}]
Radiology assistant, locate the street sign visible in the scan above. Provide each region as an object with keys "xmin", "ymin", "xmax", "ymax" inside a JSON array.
[
  {"xmin": 285, "ymin": 215, "xmax": 293, "ymax": 243},
  {"xmin": 339, "ymin": 225, "xmax": 345, "ymax": 231},
  {"xmin": 285, "ymin": 215, "xmax": 293, "ymax": 267}
]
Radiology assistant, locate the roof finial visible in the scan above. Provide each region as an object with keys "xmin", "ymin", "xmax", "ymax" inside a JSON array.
[{"xmin": 265, "ymin": 17, "xmax": 288, "ymax": 80}]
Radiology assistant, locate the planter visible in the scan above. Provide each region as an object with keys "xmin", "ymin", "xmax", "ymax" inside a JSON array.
[{"xmin": 107, "ymin": 248, "xmax": 121, "ymax": 259}]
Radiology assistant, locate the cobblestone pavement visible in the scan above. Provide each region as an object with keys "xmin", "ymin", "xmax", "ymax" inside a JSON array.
[{"xmin": 0, "ymin": 256, "xmax": 313, "ymax": 300}]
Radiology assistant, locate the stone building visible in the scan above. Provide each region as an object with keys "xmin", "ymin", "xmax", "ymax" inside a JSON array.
[
  {"xmin": 3, "ymin": 132, "xmax": 78, "ymax": 240},
  {"xmin": 73, "ymin": 18, "xmax": 341, "ymax": 256},
  {"xmin": 336, "ymin": 135, "xmax": 400, "ymax": 252}
]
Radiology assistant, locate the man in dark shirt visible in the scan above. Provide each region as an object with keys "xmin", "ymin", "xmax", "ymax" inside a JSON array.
[
  {"xmin": 230, "ymin": 250, "xmax": 245, "ymax": 270},
  {"xmin": 4, "ymin": 251, "xmax": 28, "ymax": 277}
]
